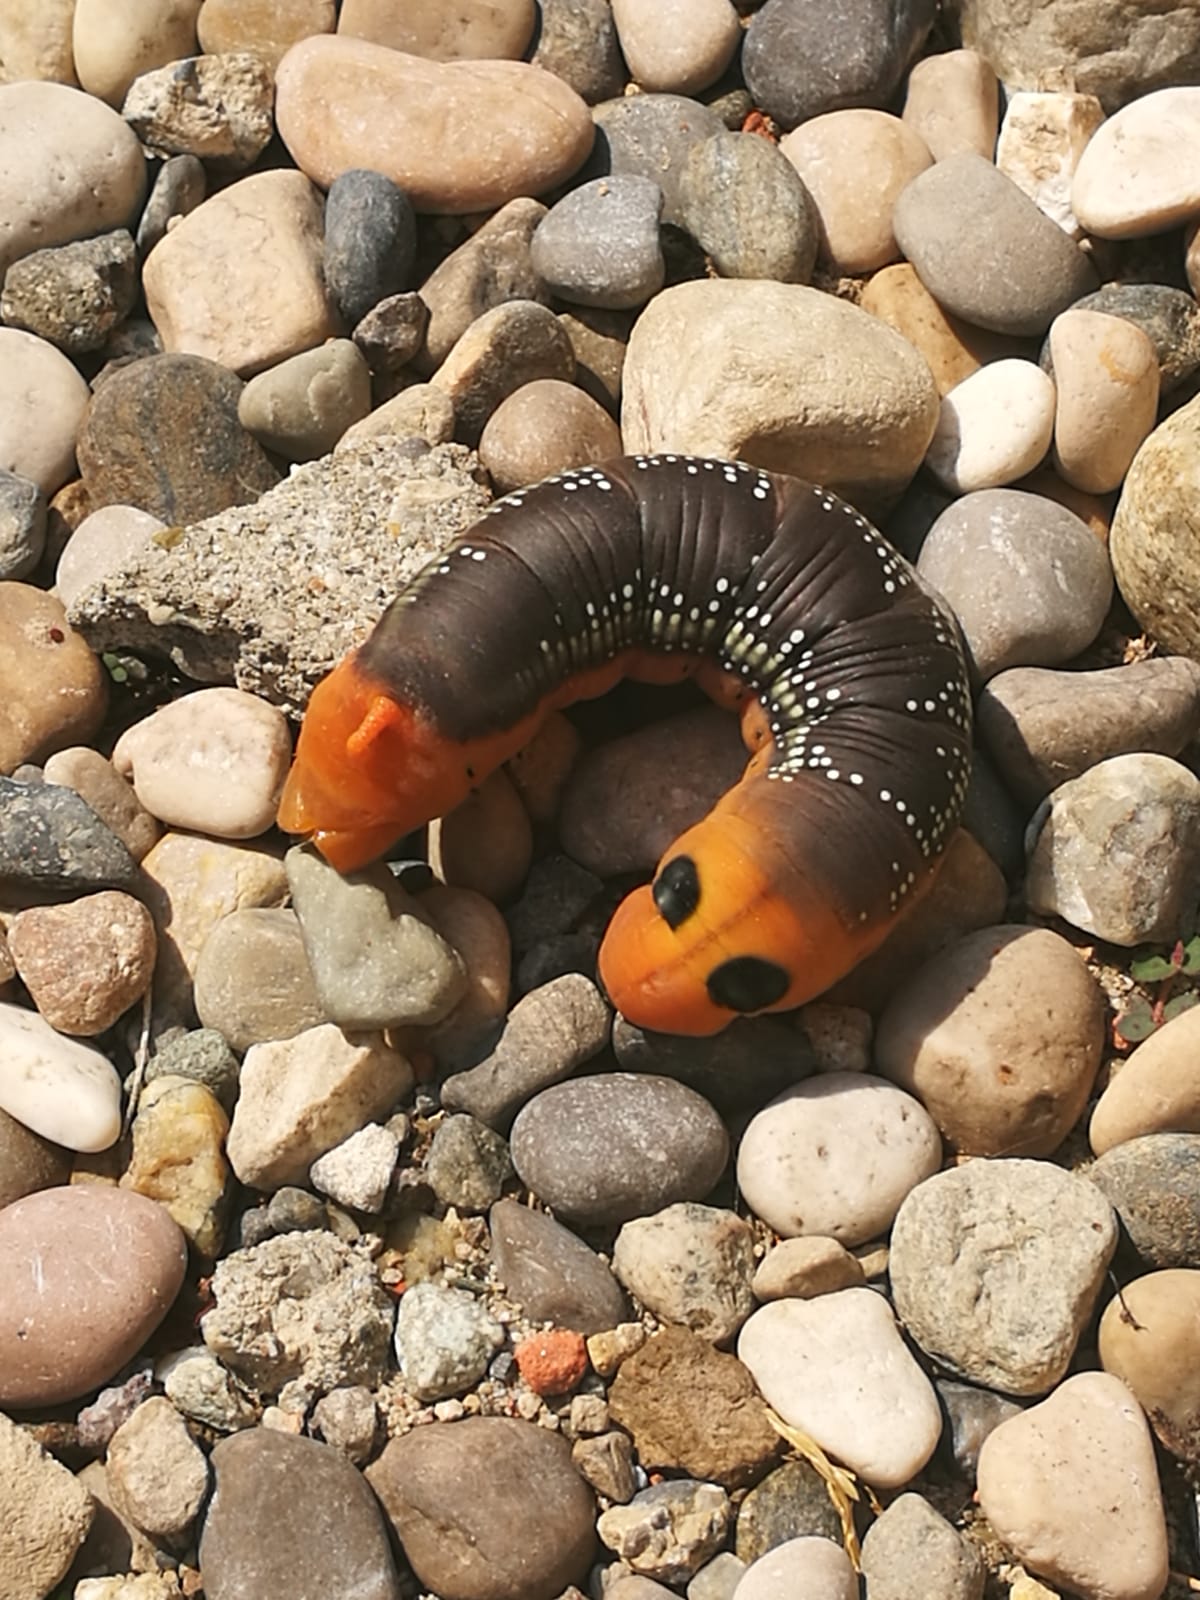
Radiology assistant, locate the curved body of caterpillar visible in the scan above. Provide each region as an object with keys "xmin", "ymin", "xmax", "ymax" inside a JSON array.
[{"xmin": 278, "ymin": 454, "xmax": 973, "ymax": 1035}]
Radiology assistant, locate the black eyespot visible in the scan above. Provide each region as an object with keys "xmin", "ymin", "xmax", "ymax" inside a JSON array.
[
  {"xmin": 653, "ymin": 855, "xmax": 701, "ymax": 929},
  {"xmin": 706, "ymin": 955, "xmax": 791, "ymax": 1014}
]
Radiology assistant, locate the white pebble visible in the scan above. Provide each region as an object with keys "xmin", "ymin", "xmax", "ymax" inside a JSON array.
[
  {"xmin": 0, "ymin": 1000, "xmax": 121, "ymax": 1151},
  {"xmin": 925, "ymin": 358, "xmax": 1056, "ymax": 493}
]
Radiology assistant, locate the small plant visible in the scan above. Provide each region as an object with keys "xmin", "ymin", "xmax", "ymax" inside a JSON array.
[{"xmin": 1113, "ymin": 936, "xmax": 1200, "ymax": 1044}]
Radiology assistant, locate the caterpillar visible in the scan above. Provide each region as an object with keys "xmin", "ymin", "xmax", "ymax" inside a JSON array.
[{"xmin": 278, "ymin": 454, "xmax": 973, "ymax": 1036}]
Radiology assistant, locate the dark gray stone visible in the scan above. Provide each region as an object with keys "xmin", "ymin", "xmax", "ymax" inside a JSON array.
[
  {"xmin": 145, "ymin": 1027, "xmax": 240, "ymax": 1112},
  {"xmin": 0, "ymin": 1105, "xmax": 72, "ymax": 1213},
  {"xmin": 324, "ymin": 169, "xmax": 418, "ymax": 327},
  {"xmin": 489, "ymin": 1195, "xmax": 630, "ymax": 1333},
  {"xmin": 936, "ymin": 1378, "xmax": 1024, "ymax": 1479},
  {"xmin": 265, "ymin": 1187, "xmax": 329, "ymax": 1235},
  {"xmin": 505, "ymin": 853, "xmax": 604, "ymax": 956},
  {"xmin": 1088, "ymin": 1133, "xmax": 1200, "ymax": 1269},
  {"xmin": 961, "ymin": 746, "xmax": 1025, "ymax": 883},
  {"xmin": 1040, "ymin": 282, "xmax": 1200, "ymax": 395},
  {"xmin": 1, "ymin": 230, "xmax": 139, "ymax": 355},
  {"xmin": 200, "ymin": 1428, "xmax": 402, "ymax": 1600},
  {"xmin": 611, "ymin": 1014, "xmax": 815, "ymax": 1117},
  {"xmin": 425, "ymin": 1114, "xmax": 513, "ymax": 1211},
  {"xmin": 136, "ymin": 153, "xmax": 206, "ymax": 255},
  {"xmin": 531, "ymin": 175, "xmax": 665, "ymax": 310},
  {"xmin": 515, "ymin": 930, "xmax": 601, "ymax": 995},
  {"xmin": 677, "ymin": 130, "xmax": 819, "ymax": 284},
  {"xmin": 588, "ymin": 94, "xmax": 725, "ymax": 225},
  {"xmin": 0, "ymin": 778, "xmax": 138, "ymax": 897},
  {"xmin": 531, "ymin": 0, "xmax": 627, "ymax": 103},
  {"xmin": 733, "ymin": 1459, "xmax": 843, "ymax": 1562},
  {"xmin": 743, "ymin": 0, "xmax": 935, "ymax": 129},
  {"xmin": 0, "ymin": 468, "xmax": 46, "ymax": 582},
  {"xmin": 510, "ymin": 1073, "xmax": 730, "ymax": 1226}
]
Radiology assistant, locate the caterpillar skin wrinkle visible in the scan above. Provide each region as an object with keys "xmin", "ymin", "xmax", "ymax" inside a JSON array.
[{"xmin": 278, "ymin": 454, "xmax": 973, "ymax": 1036}]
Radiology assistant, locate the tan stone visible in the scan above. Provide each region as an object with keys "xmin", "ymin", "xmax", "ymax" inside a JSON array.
[
  {"xmin": 611, "ymin": 0, "xmax": 740, "ymax": 96},
  {"xmin": 42, "ymin": 746, "xmax": 161, "ymax": 860},
  {"xmin": 0, "ymin": 1411, "xmax": 93, "ymax": 1597},
  {"xmin": 752, "ymin": 1236, "xmax": 867, "ymax": 1301},
  {"xmin": 197, "ymin": 0, "xmax": 335, "ymax": 70},
  {"xmin": 142, "ymin": 169, "xmax": 339, "ymax": 377},
  {"xmin": 0, "ymin": 584, "xmax": 107, "ymax": 773},
  {"xmin": 997, "ymin": 89, "xmax": 1106, "ymax": 239},
  {"xmin": 0, "ymin": 0, "xmax": 78, "ymax": 85},
  {"xmin": 1090, "ymin": 1001, "xmax": 1200, "ymax": 1154},
  {"xmin": 1050, "ymin": 308, "xmax": 1159, "ymax": 494},
  {"xmin": 859, "ymin": 262, "xmax": 1014, "ymax": 396},
  {"xmin": 479, "ymin": 378, "xmax": 621, "ymax": 493},
  {"xmin": 336, "ymin": 383, "xmax": 456, "ymax": 451},
  {"xmin": 0, "ymin": 1105, "xmax": 72, "ymax": 1212},
  {"xmin": 0, "ymin": 326, "xmax": 91, "ymax": 495},
  {"xmin": 780, "ymin": 110, "xmax": 932, "ymax": 276},
  {"xmin": 73, "ymin": 0, "xmax": 201, "ymax": 106},
  {"xmin": 122, "ymin": 1075, "xmax": 230, "ymax": 1257},
  {"xmin": 275, "ymin": 35, "xmax": 593, "ymax": 214},
  {"xmin": 902, "ymin": 48, "xmax": 999, "ymax": 161},
  {"xmin": 337, "ymin": 0, "xmax": 535, "ymax": 60},
  {"xmin": 417, "ymin": 197, "xmax": 549, "ymax": 370},
  {"xmin": 505, "ymin": 710, "xmax": 582, "ymax": 826},
  {"xmin": 106, "ymin": 1395, "xmax": 210, "ymax": 1540},
  {"xmin": 1098, "ymin": 1268, "xmax": 1200, "ymax": 1459},
  {"xmin": 237, "ymin": 338, "xmax": 372, "ymax": 461},
  {"xmin": 10, "ymin": 891, "xmax": 156, "ymax": 1036}
]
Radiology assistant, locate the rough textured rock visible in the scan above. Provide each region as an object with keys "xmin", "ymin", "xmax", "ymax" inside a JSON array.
[{"xmin": 0, "ymin": 1410, "xmax": 94, "ymax": 1598}]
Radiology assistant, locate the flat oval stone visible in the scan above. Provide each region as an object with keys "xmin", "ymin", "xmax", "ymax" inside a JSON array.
[
  {"xmin": 1098, "ymin": 1267, "xmax": 1200, "ymax": 1459},
  {"xmin": 1091, "ymin": 1002, "xmax": 1200, "ymax": 1155},
  {"xmin": 200, "ymin": 1427, "xmax": 401, "ymax": 1600},
  {"xmin": 510, "ymin": 1072, "xmax": 729, "ymax": 1226},
  {"xmin": 237, "ymin": 338, "xmax": 372, "ymax": 462},
  {"xmin": 0, "ymin": 1000, "xmax": 122, "ymax": 1151},
  {"xmin": 275, "ymin": 35, "xmax": 593, "ymax": 214},
  {"xmin": 902, "ymin": 48, "xmax": 999, "ymax": 162},
  {"xmin": 1072, "ymin": 86, "xmax": 1200, "ymax": 239},
  {"xmin": 323, "ymin": 168, "xmax": 417, "ymax": 327},
  {"xmin": 490, "ymin": 1196, "xmax": 630, "ymax": 1333},
  {"xmin": 734, "ymin": 1537, "xmax": 858, "ymax": 1600},
  {"xmin": 73, "ymin": 0, "xmax": 202, "ymax": 106},
  {"xmin": 193, "ymin": 906, "xmax": 325, "ymax": 1052},
  {"xmin": 1055, "ymin": 282, "xmax": 1200, "ymax": 395},
  {"xmin": 737, "ymin": 1287, "xmax": 943, "ymax": 1488},
  {"xmin": 478, "ymin": 377, "xmax": 622, "ymax": 494},
  {"xmin": 610, "ymin": 0, "xmax": 739, "ymax": 96},
  {"xmin": 0, "ymin": 1185, "xmax": 186, "ymax": 1407},
  {"xmin": 531, "ymin": 175, "xmax": 664, "ymax": 311},
  {"xmin": 197, "ymin": 0, "xmax": 336, "ymax": 68}
]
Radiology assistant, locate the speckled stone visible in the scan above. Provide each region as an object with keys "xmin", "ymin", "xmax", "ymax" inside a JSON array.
[
  {"xmin": 9, "ymin": 890, "xmax": 155, "ymax": 1035},
  {"xmin": 589, "ymin": 93, "xmax": 725, "ymax": 226},
  {"xmin": 0, "ymin": 229, "xmax": 137, "ymax": 356},
  {"xmin": 531, "ymin": 0, "xmax": 626, "ymax": 103},
  {"xmin": 677, "ymin": 129, "xmax": 818, "ymax": 284},
  {"xmin": 489, "ymin": 1196, "xmax": 630, "ymax": 1333},
  {"xmin": 1088, "ymin": 1134, "xmax": 1200, "ymax": 1269},
  {"xmin": 121, "ymin": 50, "xmax": 274, "ymax": 170},
  {"xmin": 531, "ymin": 174, "xmax": 665, "ymax": 310},
  {"xmin": 323, "ymin": 168, "xmax": 417, "ymax": 327},
  {"xmin": 734, "ymin": 1459, "xmax": 843, "ymax": 1562},
  {"xmin": 0, "ymin": 775, "xmax": 135, "ymax": 894}
]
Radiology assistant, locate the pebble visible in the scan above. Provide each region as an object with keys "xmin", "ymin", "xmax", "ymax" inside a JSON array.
[
  {"xmin": 323, "ymin": 168, "xmax": 417, "ymax": 327},
  {"xmin": 573, "ymin": 1429, "xmax": 637, "ymax": 1501},
  {"xmin": 1110, "ymin": 392, "xmax": 1200, "ymax": 659},
  {"xmin": 1, "ymin": 229, "xmax": 138, "ymax": 355},
  {"xmin": 9, "ymin": 890, "xmax": 156, "ymax": 1035},
  {"xmin": 875, "ymin": 925, "xmax": 1105, "ymax": 1156},
  {"xmin": 285, "ymin": 844, "xmax": 467, "ymax": 1030},
  {"xmin": 621, "ymin": 279, "xmax": 939, "ymax": 509},
  {"xmin": 142, "ymin": 169, "xmax": 337, "ymax": 376},
  {"xmin": 144, "ymin": 1026, "xmax": 239, "ymax": 1111},
  {"xmin": 510, "ymin": 1073, "xmax": 729, "ymax": 1226},
  {"xmin": 352, "ymin": 290, "xmax": 430, "ymax": 381},
  {"xmin": 860, "ymin": 1494, "xmax": 984, "ymax": 1600},
  {"xmin": 1088, "ymin": 1133, "xmax": 1200, "ymax": 1269},
  {"xmin": 193, "ymin": 905, "xmax": 325, "ymax": 1050},
  {"xmin": 0, "ymin": 1105, "xmax": 72, "ymax": 1211},
  {"xmin": 0, "ymin": 997, "xmax": 123, "ymax": 1150},
  {"xmin": 72, "ymin": 0, "xmax": 201, "ymax": 106},
  {"xmin": 416, "ymin": 197, "xmax": 549, "ymax": 371},
  {"xmin": 366, "ymin": 1418, "xmax": 597, "ymax": 1600},
  {"xmin": 1062, "ymin": 281, "xmax": 1200, "ymax": 394},
  {"xmin": 738, "ymin": 1288, "xmax": 942, "ymax": 1488},
  {"xmin": 393, "ymin": 1279, "xmax": 504, "ymax": 1401},
  {"xmin": 196, "ymin": 0, "xmax": 336, "ymax": 68},
  {"xmin": 977, "ymin": 657, "xmax": 1200, "ymax": 810},
  {"xmin": 0, "ymin": 469, "xmax": 45, "ymax": 582},
  {"xmin": 935, "ymin": 1378, "xmax": 1023, "ymax": 1479},
  {"xmin": 612, "ymin": 1202, "xmax": 756, "ymax": 1345},
  {"xmin": 915, "ymin": 489, "xmax": 1113, "ymax": 680},
  {"xmin": 0, "ymin": 1185, "xmax": 186, "ymax": 1406},
  {"xmin": 311, "ymin": 1383, "xmax": 378, "ymax": 1463},
  {"xmin": 0, "ymin": 0, "xmax": 76, "ymax": 84},
  {"xmin": 489, "ymin": 1196, "xmax": 631, "ymax": 1333},
  {"xmin": 607, "ymin": 1325, "xmax": 782, "ymax": 1489},
  {"xmin": 264, "ymin": 1184, "xmax": 328, "ymax": 1237},
  {"xmin": 238, "ymin": 338, "xmax": 372, "ymax": 461},
  {"xmin": 859, "ymin": 261, "xmax": 1012, "ymax": 397},
  {"xmin": 732, "ymin": 1536, "xmax": 858, "ymax": 1600},
  {"xmin": 532, "ymin": 0, "xmax": 626, "ymax": 104},
  {"xmin": 560, "ymin": 704, "xmax": 747, "ymax": 876},
  {"xmin": 1098, "ymin": 1267, "xmax": 1200, "ymax": 1459},
  {"xmin": 136, "ymin": 151, "xmax": 206, "ymax": 255},
  {"xmin": 427, "ymin": 766, "xmax": 534, "ymax": 902},
  {"xmin": 612, "ymin": 1014, "xmax": 814, "ymax": 1118},
  {"xmin": 0, "ymin": 80, "xmax": 148, "ymax": 276},
  {"xmin": 779, "ymin": 110, "xmax": 932, "ymax": 276},
  {"xmin": 901, "ymin": 48, "xmax": 999, "ymax": 161},
  {"xmin": 122, "ymin": 1074, "xmax": 231, "ymax": 1257},
  {"xmin": 513, "ymin": 1326, "xmax": 588, "ymax": 1395},
  {"xmin": 310, "ymin": 1121, "xmax": 399, "ymax": 1212},
  {"xmin": 478, "ymin": 378, "xmax": 622, "ymax": 494},
  {"xmin": 751, "ymin": 1237, "xmax": 866, "ymax": 1302},
  {"xmin": 676, "ymin": 130, "xmax": 819, "ymax": 285},
  {"xmin": 200, "ymin": 1427, "xmax": 402, "ymax": 1600},
  {"xmin": 419, "ymin": 885, "xmax": 511, "ymax": 1070},
  {"xmin": 424, "ymin": 1113, "xmax": 511, "ymax": 1211},
  {"xmin": 276, "ymin": 36, "xmax": 592, "ymax": 213},
  {"xmin": 1026, "ymin": 753, "xmax": 1200, "ymax": 944},
  {"xmin": 336, "ymin": 0, "xmax": 535, "ymax": 59},
  {"xmin": 123, "ymin": 50, "xmax": 273, "ymax": 171},
  {"xmin": 432, "ymin": 297, "xmax": 577, "ymax": 443},
  {"xmin": 736, "ymin": 1072, "xmax": 941, "ymax": 1246},
  {"xmin": 976, "ymin": 1371, "xmax": 1169, "ymax": 1600},
  {"xmin": 113, "ymin": 686, "xmax": 292, "ymax": 838},
  {"xmin": 0, "ymin": 327, "xmax": 91, "ymax": 496},
  {"xmin": 733, "ymin": 1459, "xmax": 842, "ymax": 1561},
  {"xmin": 599, "ymin": 1480, "xmax": 731, "ymax": 1585},
  {"xmin": 77, "ymin": 354, "xmax": 281, "ymax": 522},
  {"xmin": 590, "ymin": 93, "xmax": 724, "ymax": 226},
  {"xmin": 742, "ymin": 0, "xmax": 935, "ymax": 130},
  {"xmin": 893, "ymin": 153, "xmax": 1097, "ymax": 336},
  {"xmin": 1048, "ymin": 308, "xmax": 1159, "ymax": 492},
  {"xmin": 440, "ymin": 972, "xmax": 611, "ymax": 1130},
  {"xmin": 889, "ymin": 1159, "xmax": 1117, "ymax": 1394},
  {"xmin": 202, "ymin": 1230, "xmax": 395, "ymax": 1393},
  {"xmin": 106, "ymin": 1395, "xmax": 210, "ymax": 1543},
  {"xmin": 226, "ymin": 1022, "xmax": 412, "ymax": 1190},
  {"xmin": 924, "ymin": 360, "xmax": 1056, "ymax": 493},
  {"xmin": 1093, "ymin": 1002, "xmax": 1200, "ymax": 1154},
  {"xmin": 610, "ymin": 0, "xmax": 739, "ymax": 96},
  {"xmin": 55, "ymin": 504, "xmax": 165, "ymax": 611},
  {"xmin": 158, "ymin": 1343, "xmax": 257, "ymax": 1431},
  {"xmin": 0, "ymin": 1410, "xmax": 94, "ymax": 1598},
  {"xmin": 995, "ymin": 89, "xmax": 1104, "ymax": 240},
  {"xmin": 0, "ymin": 781, "xmax": 137, "ymax": 901},
  {"xmin": 1072, "ymin": 86, "xmax": 1200, "ymax": 237}
]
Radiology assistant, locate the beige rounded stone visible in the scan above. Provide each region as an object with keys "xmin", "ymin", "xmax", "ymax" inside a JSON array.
[
  {"xmin": 859, "ymin": 262, "xmax": 1014, "ymax": 397},
  {"xmin": 122, "ymin": 1075, "xmax": 231, "ymax": 1257},
  {"xmin": 1090, "ymin": 1001, "xmax": 1200, "ymax": 1154},
  {"xmin": 42, "ymin": 746, "xmax": 161, "ymax": 861},
  {"xmin": 780, "ymin": 110, "xmax": 932, "ymax": 276},
  {"xmin": 0, "ymin": 1001, "xmax": 122, "ymax": 1151},
  {"xmin": 752, "ymin": 1236, "xmax": 867, "ymax": 1302},
  {"xmin": 976, "ymin": 1371, "xmax": 1169, "ymax": 1600},
  {"xmin": 336, "ymin": 383, "xmax": 456, "ymax": 452},
  {"xmin": 0, "ymin": 327, "xmax": 91, "ymax": 496},
  {"xmin": 106, "ymin": 1394, "xmax": 210, "ymax": 1540},
  {"xmin": 1098, "ymin": 1268, "xmax": 1200, "ymax": 1459},
  {"xmin": 735, "ymin": 1538, "xmax": 858, "ymax": 1600},
  {"xmin": 479, "ymin": 379, "xmax": 622, "ymax": 494},
  {"xmin": 429, "ymin": 767, "xmax": 533, "ymax": 905},
  {"xmin": 275, "ymin": 35, "xmax": 593, "ymax": 214},
  {"xmin": 610, "ymin": 0, "xmax": 740, "ymax": 96},
  {"xmin": 997, "ymin": 89, "xmax": 1106, "ymax": 239},
  {"xmin": 1049, "ymin": 308, "xmax": 1159, "ymax": 494},
  {"xmin": 420, "ymin": 884, "xmax": 512, "ymax": 1071},
  {"xmin": 73, "ymin": 0, "xmax": 201, "ymax": 106},
  {"xmin": 0, "ymin": 81, "xmax": 147, "ymax": 277},
  {"xmin": 621, "ymin": 279, "xmax": 940, "ymax": 512},
  {"xmin": 55, "ymin": 503, "xmax": 164, "ymax": 610},
  {"xmin": 875, "ymin": 924, "xmax": 1106, "ymax": 1157},
  {"xmin": 9, "ymin": 891, "xmax": 156, "ymax": 1036},
  {"xmin": 337, "ymin": 0, "xmax": 535, "ymax": 60},
  {"xmin": 901, "ymin": 48, "xmax": 999, "ymax": 161},
  {"xmin": 0, "ymin": 584, "xmax": 107, "ymax": 773},
  {"xmin": 0, "ymin": 0, "xmax": 78, "ymax": 85},
  {"xmin": 926, "ymin": 358, "xmax": 1056, "ymax": 493},
  {"xmin": 142, "ymin": 168, "xmax": 338, "ymax": 377},
  {"xmin": 1073, "ymin": 86, "xmax": 1200, "ymax": 239},
  {"xmin": 238, "ymin": 339, "xmax": 372, "ymax": 462},
  {"xmin": 197, "ymin": 0, "xmax": 335, "ymax": 69}
]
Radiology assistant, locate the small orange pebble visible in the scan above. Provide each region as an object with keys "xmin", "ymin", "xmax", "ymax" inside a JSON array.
[{"xmin": 513, "ymin": 1329, "xmax": 588, "ymax": 1396}]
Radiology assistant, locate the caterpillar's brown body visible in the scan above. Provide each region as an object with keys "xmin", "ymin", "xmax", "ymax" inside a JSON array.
[{"xmin": 278, "ymin": 455, "xmax": 973, "ymax": 1034}]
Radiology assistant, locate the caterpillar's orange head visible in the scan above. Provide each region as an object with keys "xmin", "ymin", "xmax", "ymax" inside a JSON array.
[{"xmin": 277, "ymin": 653, "xmax": 470, "ymax": 872}]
